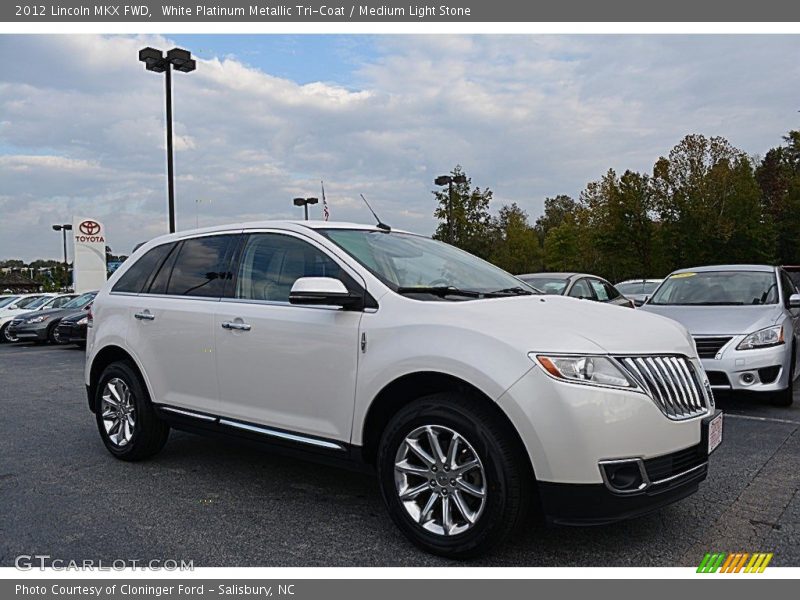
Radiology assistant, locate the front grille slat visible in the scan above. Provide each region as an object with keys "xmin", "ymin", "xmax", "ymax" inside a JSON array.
[
  {"xmin": 643, "ymin": 443, "xmax": 706, "ymax": 482},
  {"xmin": 617, "ymin": 355, "xmax": 708, "ymax": 421}
]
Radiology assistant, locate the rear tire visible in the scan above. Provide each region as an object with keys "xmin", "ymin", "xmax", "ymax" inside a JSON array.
[
  {"xmin": 95, "ymin": 361, "xmax": 169, "ymax": 461},
  {"xmin": 376, "ymin": 392, "xmax": 532, "ymax": 558}
]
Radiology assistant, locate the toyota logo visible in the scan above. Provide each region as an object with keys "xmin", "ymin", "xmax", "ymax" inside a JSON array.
[{"xmin": 79, "ymin": 220, "xmax": 101, "ymax": 235}]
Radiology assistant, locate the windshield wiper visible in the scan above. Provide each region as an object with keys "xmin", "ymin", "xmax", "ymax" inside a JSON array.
[
  {"xmin": 489, "ymin": 286, "xmax": 536, "ymax": 296},
  {"xmin": 396, "ymin": 286, "xmax": 484, "ymax": 298}
]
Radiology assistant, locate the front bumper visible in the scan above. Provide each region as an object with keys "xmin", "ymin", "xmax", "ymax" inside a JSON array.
[
  {"xmin": 701, "ymin": 339, "xmax": 791, "ymax": 392},
  {"xmin": 497, "ymin": 362, "xmax": 712, "ymax": 485},
  {"xmin": 57, "ymin": 321, "xmax": 87, "ymax": 343},
  {"xmin": 8, "ymin": 320, "xmax": 50, "ymax": 341}
]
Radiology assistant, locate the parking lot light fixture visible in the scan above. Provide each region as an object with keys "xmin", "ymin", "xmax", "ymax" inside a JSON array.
[
  {"xmin": 435, "ymin": 174, "xmax": 467, "ymax": 243},
  {"xmin": 293, "ymin": 197, "xmax": 319, "ymax": 221},
  {"xmin": 138, "ymin": 46, "xmax": 197, "ymax": 234},
  {"xmin": 51, "ymin": 224, "xmax": 72, "ymax": 270}
]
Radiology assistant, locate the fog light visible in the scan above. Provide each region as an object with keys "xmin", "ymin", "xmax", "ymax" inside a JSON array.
[
  {"xmin": 741, "ymin": 373, "xmax": 755, "ymax": 385},
  {"xmin": 600, "ymin": 461, "xmax": 646, "ymax": 493}
]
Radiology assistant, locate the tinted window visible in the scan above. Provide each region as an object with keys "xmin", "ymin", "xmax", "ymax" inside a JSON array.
[
  {"xmin": 521, "ymin": 276, "xmax": 568, "ymax": 294},
  {"xmin": 52, "ymin": 296, "xmax": 76, "ymax": 308},
  {"xmin": 63, "ymin": 292, "xmax": 96, "ymax": 309},
  {"xmin": 146, "ymin": 243, "xmax": 179, "ymax": 295},
  {"xmin": 16, "ymin": 296, "xmax": 44, "ymax": 309},
  {"xmin": 113, "ymin": 243, "xmax": 174, "ymax": 294},
  {"xmin": 167, "ymin": 235, "xmax": 235, "ymax": 297},
  {"xmin": 568, "ymin": 279, "xmax": 593, "ymax": 299},
  {"xmin": 235, "ymin": 233, "xmax": 343, "ymax": 303}
]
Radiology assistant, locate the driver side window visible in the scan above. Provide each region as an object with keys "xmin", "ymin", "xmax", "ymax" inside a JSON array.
[{"xmin": 236, "ymin": 233, "xmax": 344, "ymax": 303}]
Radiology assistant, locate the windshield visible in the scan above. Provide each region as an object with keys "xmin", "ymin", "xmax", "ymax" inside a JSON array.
[
  {"xmin": 649, "ymin": 271, "xmax": 778, "ymax": 306},
  {"xmin": 26, "ymin": 296, "xmax": 52, "ymax": 309},
  {"xmin": 520, "ymin": 276, "xmax": 568, "ymax": 295},
  {"xmin": 63, "ymin": 292, "xmax": 96, "ymax": 309},
  {"xmin": 617, "ymin": 281, "xmax": 660, "ymax": 295},
  {"xmin": 0, "ymin": 296, "xmax": 19, "ymax": 308},
  {"xmin": 15, "ymin": 296, "xmax": 44, "ymax": 309},
  {"xmin": 320, "ymin": 229, "xmax": 538, "ymax": 298}
]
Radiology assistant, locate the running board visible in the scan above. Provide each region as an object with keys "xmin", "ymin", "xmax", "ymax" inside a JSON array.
[{"xmin": 156, "ymin": 404, "xmax": 347, "ymax": 452}]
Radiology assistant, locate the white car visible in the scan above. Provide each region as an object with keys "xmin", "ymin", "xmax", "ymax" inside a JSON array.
[
  {"xmin": 0, "ymin": 293, "xmax": 51, "ymax": 342},
  {"xmin": 86, "ymin": 221, "xmax": 722, "ymax": 557}
]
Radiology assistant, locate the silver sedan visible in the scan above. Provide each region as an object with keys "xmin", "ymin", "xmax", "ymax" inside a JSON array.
[{"xmin": 640, "ymin": 265, "xmax": 800, "ymax": 405}]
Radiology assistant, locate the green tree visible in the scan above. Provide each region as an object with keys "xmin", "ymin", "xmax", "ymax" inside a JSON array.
[
  {"xmin": 488, "ymin": 203, "xmax": 542, "ymax": 274},
  {"xmin": 432, "ymin": 166, "xmax": 494, "ymax": 259},
  {"xmin": 756, "ymin": 131, "xmax": 800, "ymax": 265},
  {"xmin": 534, "ymin": 195, "xmax": 578, "ymax": 244}
]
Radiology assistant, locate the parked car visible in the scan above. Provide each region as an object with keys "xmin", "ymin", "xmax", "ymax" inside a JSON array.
[
  {"xmin": 615, "ymin": 279, "xmax": 663, "ymax": 307},
  {"xmin": 8, "ymin": 291, "xmax": 96, "ymax": 345},
  {"xmin": 36, "ymin": 293, "xmax": 79, "ymax": 311},
  {"xmin": 641, "ymin": 265, "xmax": 799, "ymax": 406},
  {"xmin": 0, "ymin": 293, "xmax": 51, "ymax": 343},
  {"xmin": 56, "ymin": 307, "xmax": 92, "ymax": 347},
  {"xmin": 86, "ymin": 222, "xmax": 721, "ymax": 558},
  {"xmin": 517, "ymin": 272, "xmax": 635, "ymax": 308}
]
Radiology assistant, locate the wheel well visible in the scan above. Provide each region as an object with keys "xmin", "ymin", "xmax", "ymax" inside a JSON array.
[
  {"xmin": 360, "ymin": 371, "xmax": 530, "ymax": 472},
  {"xmin": 88, "ymin": 345, "xmax": 144, "ymax": 412}
]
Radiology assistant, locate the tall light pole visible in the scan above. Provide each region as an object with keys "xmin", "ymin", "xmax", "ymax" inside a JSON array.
[
  {"xmin": 138, "ymin": 47, "xmax": 197, "ymax": 233},
  {"xmin": 51, "ymin": 224, "xmax": 72, "ymax": 269},
  {"xmin": 435, "ymin": 174, "xmax": 467, "ymax": 243},
  {"xmin": 293, "ymin": 197, "xmax": 319, "ymax": 221}
]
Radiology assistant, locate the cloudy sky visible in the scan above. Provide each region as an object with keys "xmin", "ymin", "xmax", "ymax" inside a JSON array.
[{"xmin": 1, "ymin": 34, "xmax": 799, "ymax": 261}]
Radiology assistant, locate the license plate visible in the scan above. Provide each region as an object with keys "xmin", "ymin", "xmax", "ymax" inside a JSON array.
[{"xmin": 708, "ymin": 412, "xmax": 723, "ymax": 454}]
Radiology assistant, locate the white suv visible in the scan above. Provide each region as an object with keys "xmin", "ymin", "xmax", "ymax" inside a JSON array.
[{"xmin": 86, "ymin": 221, "xmax": 722, "ymax": 557}]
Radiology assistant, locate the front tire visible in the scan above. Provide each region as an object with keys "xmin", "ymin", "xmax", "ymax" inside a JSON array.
[
  {"xmin": 48, "ymin": 322, "xmax": 66, "ymax": 345},
  {"xmin": 377, "ymin": 392, "xmax": 532, "ymax": 558},
  {"xmin": 95, "ymin": 361, "xmax": 169, "ymax": 461},
  {"xmin": 0, "ymin": 322, "xmax": 18, "ymax": 343}
]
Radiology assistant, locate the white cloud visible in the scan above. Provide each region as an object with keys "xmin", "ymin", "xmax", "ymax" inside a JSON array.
[{"xmin": 1, "ymin": 34, "xmax": 799, "ymax": 261}]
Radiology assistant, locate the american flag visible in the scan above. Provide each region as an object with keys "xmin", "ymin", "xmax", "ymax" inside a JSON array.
[{"xmin": 321, "ymin": 180, "xmax": 330, "ymax": 221}]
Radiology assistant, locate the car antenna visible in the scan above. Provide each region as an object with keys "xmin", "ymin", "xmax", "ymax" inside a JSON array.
[{"xmin": 360, "ymin": 194, "xmax": 391, "ymax": 232}]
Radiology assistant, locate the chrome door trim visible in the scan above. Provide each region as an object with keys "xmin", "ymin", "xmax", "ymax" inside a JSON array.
[{"xmin": 218, "ymin": 418, "xmax": 345, "ymax": 451}]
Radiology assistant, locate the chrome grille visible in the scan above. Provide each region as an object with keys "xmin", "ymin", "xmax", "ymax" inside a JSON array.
[
  {"xmin": 617, "ymin": 356, "xmax": 708, "ymax": 420},
  {"xmin": 692, "ymin": 336, "xmax": 732, "ymax": 359}
]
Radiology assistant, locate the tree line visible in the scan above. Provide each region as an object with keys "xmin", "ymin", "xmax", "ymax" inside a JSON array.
[{"xmin": 433, "ymin": 131, "xmax": 800, "ymax": 282}]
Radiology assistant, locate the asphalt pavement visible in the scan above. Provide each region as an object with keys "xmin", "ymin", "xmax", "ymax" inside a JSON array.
[{"xmin": 1, "ymin": 342, "xmax": 798, "ymax": 567}]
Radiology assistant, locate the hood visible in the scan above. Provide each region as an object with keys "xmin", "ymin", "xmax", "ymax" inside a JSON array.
[
  {"xmin": 427, "ymin": 295, "xmax": 695, "ymax": 356},
  {"xmin": 639, "ymin": 304, "xmax": 783, "ymax": 335},
  {"xmin": 60, "ymin": 310, "xmax": 89, "ymax": 323},
  {"xmin": 16, "ymin": 306, "xmax": 85, "ymax": 321}
]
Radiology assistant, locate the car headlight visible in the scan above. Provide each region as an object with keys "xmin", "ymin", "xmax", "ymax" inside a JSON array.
[
  {"xmin": 736, "ymin": 325, "xmax": 784, "ymax": 350},
  {"xmin": 530, "ymin": 354, "xmax": 639, "ymax": 389},
  {"xmin": 76, "ymin": 317, "xmax": 88, "ymax": 326},
  {"xmin": 27, "ymin": 315, "xmax": 50, "ymax": 324}
]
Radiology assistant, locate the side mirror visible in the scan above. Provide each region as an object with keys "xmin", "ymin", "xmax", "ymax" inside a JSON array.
[
  {"xmin": 790, "ymin": 293, "xmax": 800, "ymax": 309},
  {"xmin": 289, "ymin": 277, "xmax": 363, "ymax": 310}
]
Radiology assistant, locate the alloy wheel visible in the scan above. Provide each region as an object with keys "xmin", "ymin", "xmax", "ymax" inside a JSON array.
[
  {"xmin": 100, "ymin": 378, "xmax": 136, "ymax": 447},
  {"xmin": 394, "ymin": 424, "xmax": 487, "ymax": 536}
]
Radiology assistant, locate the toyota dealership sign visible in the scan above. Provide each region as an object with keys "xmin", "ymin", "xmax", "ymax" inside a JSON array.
[{"xmin": 72, "ymin": 216, "xmax": 107, "ymax": 293}]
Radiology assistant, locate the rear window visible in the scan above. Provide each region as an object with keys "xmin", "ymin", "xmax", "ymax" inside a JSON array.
[
  {"xmin": 166, "ymin": 235, "xmax": 236, "ymax": 297},
  {"xmin": 112, "ymin": 243, "xmax": 174, "ymax": 294}
]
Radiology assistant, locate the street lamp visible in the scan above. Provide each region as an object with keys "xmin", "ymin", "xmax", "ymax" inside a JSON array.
[
  {"xmin": 52, "ymin": 224, "xmax": 72, "ymax": 269},
  {"xmin": 138, "ymin": 46, "xmax": 197, "ymax": 234},
  {"xmin": 434, "ymin": 174, "xmax": 467, "ymax": 243},
  {"xmin": 293, "ymin": 197, "xmax": 319, "ymax": 221}
]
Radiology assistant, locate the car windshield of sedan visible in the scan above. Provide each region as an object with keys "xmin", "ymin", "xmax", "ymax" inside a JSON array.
[
  {"xmin": 63, "ymin": 292, "xmax": 95, "ymax": 309},
  {"xmin": 649, "ymin": 271, "xmax": 778, "ymax": 306},
  {"xmin": 0, "ymin": 296, "xmax": 19, "ymax": 308},
  {"xmin": 320, "ymin": 229, "xmax": 539, "ymax": 298},
  {"xmin": 521, "ymin": 277, "xmax": 568, "ymax": 295},
  {"xmin": 26, "ymin": 296, "xmax": 52, "ymax": 309}
]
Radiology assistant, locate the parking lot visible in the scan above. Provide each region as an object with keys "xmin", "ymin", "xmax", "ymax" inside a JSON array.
[{"xmin": 1, "ymin": 342, "xmax": 799, "ymax": 567}]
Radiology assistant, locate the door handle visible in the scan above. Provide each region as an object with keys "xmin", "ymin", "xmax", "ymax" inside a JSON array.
[
  {"xmin": 134, "ymin": 311, "xmax": 155, "ymax": 321},
  {"xmin": 221, "ymin": 321, "xmax": 251, "ymax": 331}
]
